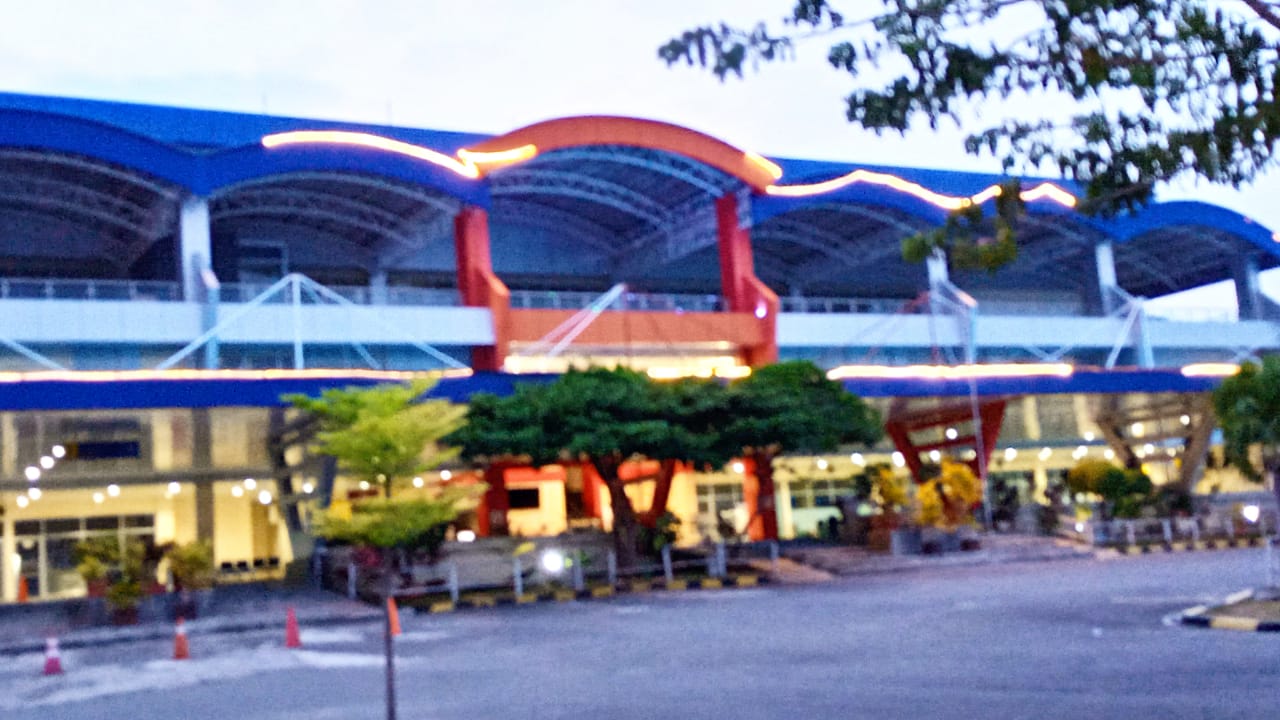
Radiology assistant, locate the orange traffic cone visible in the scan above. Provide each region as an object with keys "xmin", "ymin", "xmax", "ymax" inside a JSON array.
[
  {"xmin": 42, "ymin": 637, "xmax": 63, "ymax": 675},
  {"xmin": 386, "ymin": 597, "xmax": 401, "ymax": 637},
  {"xmin": 173, "ymin": 618, "xmax": 190, "ymax": 660},
  {"xmin": 18, "ymin": 576, "xmax": 29, "ymax": 603},
  {"xmin": 284, "ymin": 607, "xmax": 302, "ymax": 649}
]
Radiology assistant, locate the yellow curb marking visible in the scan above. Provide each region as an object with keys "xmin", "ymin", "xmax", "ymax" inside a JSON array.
[
  {"xmin": 665, "ymin": 580, "xmax": 688, "ymax": 591},
  {"xmin": 553, "ymin": 590, "xmax": 576, "ymax": 602},
  {"xmin": 590, "ymin": 586, "xmax": 615, "ymax": 598},
  {"xmin": 735, "ymin": 575, "xmax": 759, "ymax": 587},
  {"xmin": 515, "ymin": 594, "xmax": 538, "ymax": 604},
  {"xmin": 1209, "ymin": 616, "xmax": 1260, "ymax": 632},
  {"xmin": 428, "ymin": 601, "xmax": 455, "ymax": 614},
  {"xmin": 700, "ymin": 578, "xmax": 723, "ymax": 589},
  {"xmin": 465, "ymin": 595, "xmax": 496, "ymax": 608}
]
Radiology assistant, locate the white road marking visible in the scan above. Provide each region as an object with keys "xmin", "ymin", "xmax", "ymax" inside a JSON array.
[
  {"xmin": 0, "ymin": 644, "xmax": 416, "ymax": 709},
  {"xmin": 298, "ymin": 628, "xmax": 364, "ymax": 644}
]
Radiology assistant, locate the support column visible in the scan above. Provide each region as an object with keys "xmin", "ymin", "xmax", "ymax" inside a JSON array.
[
  {"xmin": 1, "ymin": 413, "xmax": 15, "ymax": 478},
  {"xmin": 180, "ymin": 197, "xmax": 212, "ymax": 304},
  {"xmin": 1233, "ymin": 254, "xmax": 1265, "ymax": 320},
  {"xmin": 192, "ymin": 409, "xmax": 215, "ymax": 543},
  {"xmin": 1023, "ymin": 396, "xmax": 1048, "ymax": 502},
  {"xmin": 454, "ymin": 208, "xmax": 511, "ymax": 371},
  {"xmin": 370, "ymin": 268, "xmax": 389, "ymax": 306},
  {"xmin": 1095, "ymin": 240, "xmax": 1120, "ymax": 315},
  {"xmin": 1, "ymin": 512, "xmax": 14, "ymax": 602},
  {"xmin": 716, "ymin": 194, "xmax": 778, "ymax": 366}
]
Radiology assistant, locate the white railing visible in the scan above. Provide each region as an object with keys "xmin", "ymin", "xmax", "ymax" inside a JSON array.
[
  {"xmin": 509, "ymin": 290, "xmax": 723, "ymax": 312},
  {"xmin": 0, "ymin": 277, "xmax": 181, "ymax": 302},
  {"xmin": 219, "ymin": 283, "xmax": 461, "ymax": 306},
  {"xmin": 780, "ymin": 296, "xmax": 918, "ymax": 314}
]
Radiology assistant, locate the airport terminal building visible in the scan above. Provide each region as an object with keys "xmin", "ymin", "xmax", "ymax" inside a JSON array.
[{"xmin": 0, "ymin": 91, "xmax": 1276, "ymax": 603}]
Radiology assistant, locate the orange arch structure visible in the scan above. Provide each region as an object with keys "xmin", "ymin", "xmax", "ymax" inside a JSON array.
[{"xmin": 463, "ymin": 116, "xmax": 782, "ymax": 192}]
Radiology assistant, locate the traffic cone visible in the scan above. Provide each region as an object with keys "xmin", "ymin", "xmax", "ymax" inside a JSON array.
[
  {"xmin": 173, "ymin": 618, "xmax": 190, "ymax": 660},
  {"xmin": 18, "ymin": 576, "xmax": 29, "ymax": 603},
  {"xmin": 386, "ymin": 597, "xmax": 401, "ymax": 637},
  {"xmin": 284, "ymin": 607, "xmax": 302, "ymax": 649},
  {"xmin": 42, "ymin": 637, "xmax": 63, "ymax": 675}
]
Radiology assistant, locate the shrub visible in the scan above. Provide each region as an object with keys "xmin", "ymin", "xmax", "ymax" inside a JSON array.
[{"xmin": 169, "ymin": 540, "xmax": 216, "ymax": 591}]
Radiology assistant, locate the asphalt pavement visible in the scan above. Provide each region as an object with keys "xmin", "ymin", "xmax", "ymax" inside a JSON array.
[{"xmin": 0, "ymin": 547, "xmax": 1275, "ymax": 720}]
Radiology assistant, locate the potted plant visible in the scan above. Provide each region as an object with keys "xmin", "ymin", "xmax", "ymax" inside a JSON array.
[
  {"xmin": 916, "ymin": 461, "xmax": 984, "ymax": 553},
  {"xmin": 74, "ymin": 537, "xmax": 119, "ymax": 597},
  {"xmin": 169, "ymin": 540, "xmax": 216, "ymax": 619},
  {"xmin": 76, "ymin": 555, "xmax": 109, "ymax": 598},
  {"xmin": 105, "ymin": 578, "xmax": 143, "ymax": 625},
  {"xmin": 866, "ymin": 465, "xmax": 919, "ymax": 553}
]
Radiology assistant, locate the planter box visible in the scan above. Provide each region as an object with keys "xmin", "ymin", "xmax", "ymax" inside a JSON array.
[{"xmin": 890, "ymin": 528, "xmax": 923, "ymax": 556}]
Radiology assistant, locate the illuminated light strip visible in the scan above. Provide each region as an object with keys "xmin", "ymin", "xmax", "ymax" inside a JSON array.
[
  {"xmin": 744, "ymin": 152, "xmax": 784, "ymax": 181},
  {"xmin": 457, "ymin": 144, "xmax": 538, "ymax": 168},
  {"xmin": 826, "ymin": 363, "xmax": 1074, "ymax": 381},
  {"xmin": 262, "ymin": 131, "xmax": 481, "ymax": 178},
  {"xmin": 0, "ymin": 368, "xmax": 472, "ymax": 384},
  {"xmin": 1180, "ymin": 363, "xmax": 1240, "ymax": 377},
  {"xmin": 646, "ymin": 366, "xmax": 753, "ymax": 380},
  {"xmin": 1019, "ymin": 182, "xmax": 1078, "ymax": 208},
  {"xmin": 766, "ymin": 169, "xmax": 1003, "ymax": 209},
  {"xmin": 766, "ymin": 170, "xmax": 1079, "ymax": 210}
]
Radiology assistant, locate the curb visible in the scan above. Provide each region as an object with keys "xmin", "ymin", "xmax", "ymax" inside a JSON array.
[
  {"xmin": 1116, "ymin": 537, "xmax": 1265, "ymax": 555},
  {"xmin": 413, "ymin": 574, "xmax": 763, "ymax": 615},
  {"xmin": 1178, "ymin": 589, "xmax": 1280, "ymax": 633}
]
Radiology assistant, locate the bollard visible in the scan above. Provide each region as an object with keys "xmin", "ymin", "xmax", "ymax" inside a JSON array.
[
  {"xmin": 718, "ymin": 543, "xmax": 728, "ymax": 577},
  {"xmin": 447, "ymin": 561, "xmax": 459, "ymax": 604},
  {"xmin": 347, "ymin": 560, "xmax": 357, "ymax": 600},
  {"xmin": 512, "ymin": 556, "xmax": 523, "ymax": 597},
  {"xmin": 662, "ymin": 545, "xmax": 674, "ymax": 584},
  {"xmin": 1126, "ymin": 521, "xmax": 1136, "ymax": 548},
  {"xmin": 1190, "ymin": 520, "xmax": 1201, "ymax": 544},
  {"xmin": 606, "ymin": 551, "xmax": 617, "ymax": 586},
  {"xmin": 1267, "ymin": 538, "xmax": 1276, "ymax": 588},
  {"xmin": 769, "ymin": 540, "xmax": 780, "ymax": 572},
  {"xmin": 572, "ymin": 552, "xmax": 585, "ymax": 592},
  {"xmin": 706, "ymin": 548, "xmax": 718, "ymax": 577},
  {"xmin": 1161, "ymin": 519, "xmax": 1173, "ymax": 545}
]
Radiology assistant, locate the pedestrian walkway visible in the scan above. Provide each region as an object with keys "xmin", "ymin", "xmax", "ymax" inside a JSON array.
[{"xmin": 784, "ymin": 533, "xmax": 1099, "ymax": 578}]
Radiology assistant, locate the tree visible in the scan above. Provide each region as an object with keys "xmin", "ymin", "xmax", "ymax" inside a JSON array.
[
  {"xmin": 1214, "ymin": 355, "xmax": 1280, "ymax": 533},
  {"xmin": 661, "ymin": 1, "xmax": 1280, "ymax": 264},
  {"xmin": 449, "ymin": 367, "xmax": 732, "ymax": 569},
  {"xmin": 285, "ymin": 378, "xmax": 466, "ymax": 499},
  {"xmin": 286, "ymin": 378, "xmax": 472, "ymax": 720},
  {"xmin": 718, "ymin": 360, "xmax": 882, "ymax": 539}
]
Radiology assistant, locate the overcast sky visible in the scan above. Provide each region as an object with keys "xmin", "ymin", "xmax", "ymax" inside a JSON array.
[{"xmin": 2, "ymin": 0, "xmax": 1277, "ymax": 310}]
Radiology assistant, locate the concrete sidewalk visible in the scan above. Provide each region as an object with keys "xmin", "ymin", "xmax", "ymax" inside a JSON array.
[
  {"xmin": 782, "ymin": 533, "xmax": 1103, "ymax": 578},
  {"xmin": 0, "ymin": 585, "xmax": 381, "ymax": 656}
]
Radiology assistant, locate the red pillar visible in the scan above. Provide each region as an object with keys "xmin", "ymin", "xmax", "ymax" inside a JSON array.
[
  {"xmin": 716, "ymin": 194, "xmax": 778, "ymax": 366},
  {"xmin": 477, "ymin": 463, "xmax": 510, "ymax": 537},
  {"xmin": 739, "ymin": 457, "xmax": 779, "ymax": 541},
  {"xmin": 581, "ymin": 463, "xmax": 603, "ymax": 521},
  {"xmin": 454, "ymin": 207, "xmax": 511, "ymax": 371}
]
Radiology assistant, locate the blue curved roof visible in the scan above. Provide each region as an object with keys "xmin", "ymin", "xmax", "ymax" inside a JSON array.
[{"xmin": 0, "ymin": 89, "xmax": 1275, "ymax": 295}]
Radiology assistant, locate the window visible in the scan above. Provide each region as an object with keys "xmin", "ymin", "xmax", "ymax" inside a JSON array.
[{"xmin": 508, "ymin": 488, "xmax": 540, "ymax": 510}]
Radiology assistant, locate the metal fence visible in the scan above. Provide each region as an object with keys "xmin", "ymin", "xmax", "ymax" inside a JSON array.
[
  {"xmin": 318, "ymin": 537, "xmax": 778, "ymax": 601},
  {"xmin": 1067, "ymin": 509, "xmax": 1279, "ymax": 548}
]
